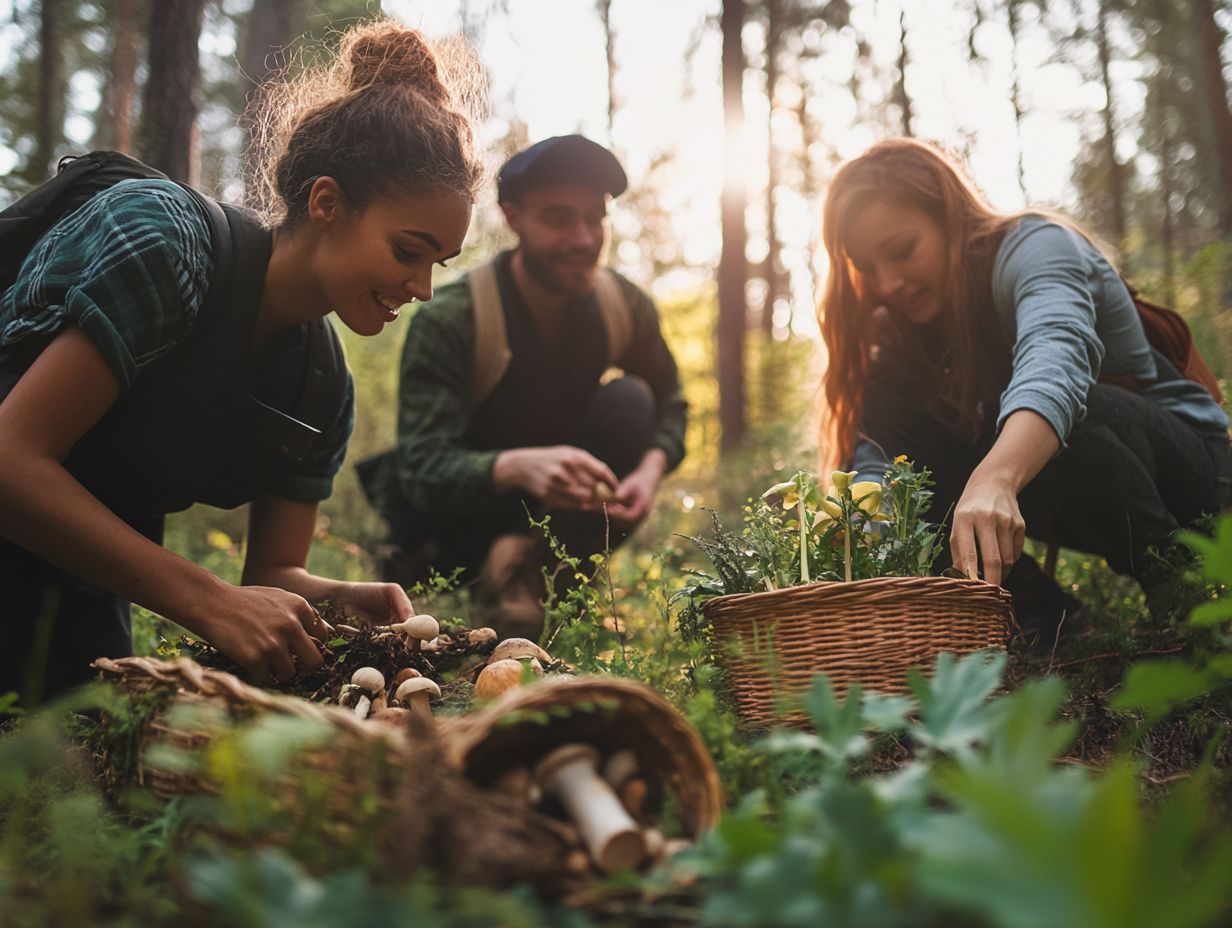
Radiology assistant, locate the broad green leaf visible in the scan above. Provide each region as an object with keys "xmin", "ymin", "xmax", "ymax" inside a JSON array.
[
  {"xmin": 1110, "ymin": 660, "xmax": 1216, "ymax": 722},
  {"xmin": 861, "ymin": 691, "xmax": 915, "ymax": 732},
  {"xmin": 1186, "ymin": 597, "xmax": 1232, "ymax": 627},
  {"xmin": 909, "ymin": 651, "xmax": 1006, "ymax": 760},
  {"xmin": 800, "ymin": 675, "xmax": 869, "ymax": 768}
]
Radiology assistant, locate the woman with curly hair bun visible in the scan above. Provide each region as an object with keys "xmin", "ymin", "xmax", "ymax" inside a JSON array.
[
  {"xmin": 819, "ymin": 138, "xmax": 1230, "ymax": 635},
  {"xmin": 0, "ymin": 19, "xmax": 485, "ymax": 703}
]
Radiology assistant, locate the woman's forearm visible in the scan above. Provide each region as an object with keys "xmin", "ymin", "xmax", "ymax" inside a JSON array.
[{"xmin": 971, "ymin": 408, "xmax": 1060, "ymax": 494}]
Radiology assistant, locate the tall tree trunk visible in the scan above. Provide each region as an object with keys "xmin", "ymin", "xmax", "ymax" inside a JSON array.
[
  {"xmin": 1006, "ymin": 0, "xmax": 1028, "ymax": 199},
  {"xmin": 893, "ymin": 2, "xmax": 913, "ymax": 136},
  {"xmin": 597, "ymin": 0, "xmax": 617, "ymax": 140},
  {"xmin": 240, "ymin": 0, "xmax": 299, "ymax": 200},
  {"xmin": 761, "ymin": 0, "xmax": 781, "ymax": 336},
  {"xmin": 719, "ymin": 0, "xmax": 747, "ymax": 454},
  {"xmin": 1192, "ymin": 0, "xmax": 1232, "ymax": 236},
  {"xmin": 96, "ymin": 0, "xmax": 143, "ymax": 153},
  {"xmin": 35, "ymin": 0, "xmax": 65, "ymax": 181},
  {"xmin": 140, "ymin": 0, "xmax": 208, "ymax": 181},
  {"xmin": 1160, "ymin": 98, "xmax": 1177, "ymax": 306},
  {"xmin": 1094, "ymin": 0, "xmax": 1127, "ymax": 257}
]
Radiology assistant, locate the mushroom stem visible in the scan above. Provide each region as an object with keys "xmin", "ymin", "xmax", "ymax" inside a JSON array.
[
  {"xmin": 534, "ymin": 744, "xmax": 645, "ymax": 873},
  {"xmin": 353, "ymin": 694, "xmax": 372, "ymax": 719}
]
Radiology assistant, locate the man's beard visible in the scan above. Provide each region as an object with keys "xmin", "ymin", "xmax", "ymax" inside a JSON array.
[{"xmin": 521, "ymin": 246, "xmax": 599, "ymax": 298}]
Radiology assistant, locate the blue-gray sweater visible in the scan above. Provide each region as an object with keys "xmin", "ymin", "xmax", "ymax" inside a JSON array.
[{"xmin": 851, "ymin": 215, "xmax": 1228, "ymax": 481}]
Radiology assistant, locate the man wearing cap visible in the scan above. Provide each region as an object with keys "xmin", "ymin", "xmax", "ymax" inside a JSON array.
[{"xmin": 364, "ymin": 135, "xmax": 688, "ymax": 636}]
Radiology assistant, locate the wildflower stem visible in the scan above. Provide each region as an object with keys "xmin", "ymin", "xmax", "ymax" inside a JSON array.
[{"xmin": 798, "ymin": 498, "xmax": 810, "ymax": 584}]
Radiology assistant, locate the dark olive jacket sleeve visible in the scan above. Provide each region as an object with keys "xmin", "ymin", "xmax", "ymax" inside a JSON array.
[{"xmin": 393, "ymin": 280, "xmax": 500, "ymax": 517}]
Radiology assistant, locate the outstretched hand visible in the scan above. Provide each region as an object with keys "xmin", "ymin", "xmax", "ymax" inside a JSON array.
[{"xmin": 949, "ymin": 470, "xmax": 1026, "ymax": 588}]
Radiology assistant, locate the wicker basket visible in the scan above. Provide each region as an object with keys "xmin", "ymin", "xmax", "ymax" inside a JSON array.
[
  {"xmin": 441, "ymin": 674, "xmax": 724, "ymax": 839},
  {"xmin": 702, "ymin": 575, "xmax": 1014, "ymax": 727}
]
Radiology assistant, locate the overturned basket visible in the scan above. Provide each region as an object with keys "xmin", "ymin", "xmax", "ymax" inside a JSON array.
[{"xmin": 702, "ymin": 575, "xmax": 1013, "ymax": 727}]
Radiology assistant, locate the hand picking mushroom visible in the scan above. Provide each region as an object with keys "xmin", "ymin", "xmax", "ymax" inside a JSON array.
[
  {"xmin": 533, "ymin": 743, "xmax": 645, "ymax": 874},
  {"xmin": 348, "ymin": 666, "xmax": 385, "ymax": 719},
  {"xmin": 488, "ymin": 637, "xmax": 551, "ymax": 666},
  {"xmin": 393, "ymin": 676, "xmax": 441, "ymax": 718},
  {"xmin": 474, "ymin": 657, "xmax": 541, "ymax": 700},
  {"xmin": 592, "ymin": 481, "xmax": 615, "ymax": 504}
]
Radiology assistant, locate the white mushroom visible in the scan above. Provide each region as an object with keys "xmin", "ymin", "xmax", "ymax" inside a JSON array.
[
  {"xmin": 603, "ymin": 750, "xmax": 648, "ymax": 820},
  {"xmin": 474, "ymin": 657, "xmax": 541, "ymax": 700},
  {"xmin": 488, "ymin": 637, "xmax": 551, "ymax": 666},
  {"xmin": 401, "ymin": 614, "xmax": 440, "ymax": 652},
  {"xmin": 349, "ymin": 666, "xmax": 385, "ymax": 719},
  {"xmin": 393, "ymin": 676, "xmax": 441, "ymax": 717},
  {"xmin": 533, "ymin": 743, "xmax": 645, "ymax": 874}
]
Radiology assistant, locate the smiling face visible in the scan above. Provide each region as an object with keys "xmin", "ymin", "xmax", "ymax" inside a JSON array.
[
  {"xmin": 310, "ymin": 181, "xmax": 471, "ymax": 336},
  {"xmin": 500, "ymin": 183, "xmax": 609, "ymax": 298},
  {"xmin": 843, "ymin": 199, "xmax": 948, "ymax": 326}
]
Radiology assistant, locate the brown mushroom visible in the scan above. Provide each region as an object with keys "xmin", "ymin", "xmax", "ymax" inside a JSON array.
[
  {"xmin": 474, "ymin": 657, "xmax": 540, "ymax": 700},
  {"xmin": 488, "ymin": 637, "xmax": 551, "ymax": 666}
]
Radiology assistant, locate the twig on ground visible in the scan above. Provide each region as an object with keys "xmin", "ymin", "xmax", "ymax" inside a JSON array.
[{"xmin": 1051, "ymin": 645, "xmax": 1186, "ymax": 671}]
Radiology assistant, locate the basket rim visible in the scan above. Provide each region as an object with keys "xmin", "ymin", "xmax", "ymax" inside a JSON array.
[{"xmin": 699, "ymin": 574, "xmax": 1014, "ymax": 609}]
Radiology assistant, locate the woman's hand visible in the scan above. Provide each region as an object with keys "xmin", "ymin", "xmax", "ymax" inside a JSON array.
[
  {"xmin": 195, "ymin": 584, "xmax": 332, "ymax": 683},
  {"xmin": 325, "ymin": 581, "xmax": 416, "ymax": 627},
  {"xmin": 952, "ymin": 409, "xmax": 1059, "ymax": 587},
  {"xmin": 950, "ymin": 471, "xmax": 1025, "ymax": 588}
]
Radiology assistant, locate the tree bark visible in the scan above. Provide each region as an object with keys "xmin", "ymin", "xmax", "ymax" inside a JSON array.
[
  {"xmin": 1094, "ymin": 0, "xmax": 1127, "ymax": 254},
  {"xmin": 893, "ymin": 2, "xmax": 913, "ymax": 136},
  {"xmin": 140, "ymin": 0, "xmax": 208, "ymax": 182},
  {"xmin": 761, "ymin": 0, "xmax": 782, "ymax": 337},
  {"xmin": 96, "ymin": 0, "xmax": 143, "ymax": 153},
  {"xmin": 597, "ymin": 0, "xmax": 617, "ymax": 140},
  {"xmin": 1191, "ymin": 0, "xmax": 1232, "ymax": 236},
  {"xmin": 719, "ymin": 0, "xmax": 748, "ymax": 453},
  {"xmin": 35, "ymin": 0, "xmax": 65, "ymax": 181},
  {"xmin": 1006, "ymin": 0, "xmax": 1028, "ymax": 199},
  {"xmin": 240, "ymin": 0, "xmax": 299, "ymax": 200}
]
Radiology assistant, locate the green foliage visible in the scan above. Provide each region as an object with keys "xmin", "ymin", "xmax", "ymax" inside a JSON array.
[{"xmin": 682, "ymin": 652, "xmax": 1232, "ymax": 928}]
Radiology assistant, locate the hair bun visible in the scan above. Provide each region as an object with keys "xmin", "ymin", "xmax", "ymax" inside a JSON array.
[{"xmin": 342, "ymin": 22, "xmax": 447, "ymax": 102}]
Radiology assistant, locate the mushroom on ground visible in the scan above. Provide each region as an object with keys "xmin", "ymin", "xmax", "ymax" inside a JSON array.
[
  {"xmin": 349, "ymin": 666, "xmax": 385, "ymax": 719},
  {"xmin": 392, "ymin": 667, "xmax": 421, "ymax": 687},
  {"xmin": 400, "ymin": 614, "xmax": 440, "ymax": 652},
  {"xmin": 533, "ymin": 743, "xmax": 645, "ymax": 874},
  {"xmin": 488, "ymin": 637, "xmax": 551, "ymax": 666},
  {"xmin": 474, "ymin": 657, "xmax": 541, "ymax": 700},
  {"xmin": 468, "ymin": 627, "xmax": 498, "ymax": 647},
  {"xmin": 393, "ymin": 676, "xmax": 441, "ymax": 717}
]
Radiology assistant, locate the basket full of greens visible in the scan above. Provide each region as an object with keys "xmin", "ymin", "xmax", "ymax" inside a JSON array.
[{"xmin": 678, "ymin": 458, "xmax": 1012, "ymax": 727}]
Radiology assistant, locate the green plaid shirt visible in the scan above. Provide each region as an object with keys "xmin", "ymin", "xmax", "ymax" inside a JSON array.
[
  {"xmin": 0, "ymin": 178, "xmax": 352, "ymax": 502},
  {"xmin": 395, "ymin": 254, "xmax": 688, "ymax": 516}
]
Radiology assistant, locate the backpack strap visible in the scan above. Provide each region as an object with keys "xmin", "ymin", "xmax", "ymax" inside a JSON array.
[
  {"xmin": 594, "ymin": 267, "xmax": 633, "ymax": 366},
  {"xmin": 468, "ymin": 259, "xmax": 513, "ymax": 405}
]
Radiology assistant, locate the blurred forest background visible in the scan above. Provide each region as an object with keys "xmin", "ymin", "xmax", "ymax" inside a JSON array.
[{"xmin": 3, "ymin": 0, "xmax": 1232, "ymax": 585}]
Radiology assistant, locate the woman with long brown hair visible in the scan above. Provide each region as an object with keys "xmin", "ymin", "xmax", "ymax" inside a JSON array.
[{"xmin": 819, "ymin": 138, "xmax": 1230, "ymax": 633}]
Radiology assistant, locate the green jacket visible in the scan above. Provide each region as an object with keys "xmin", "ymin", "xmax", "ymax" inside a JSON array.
[{"xmin": 394, "ymin": 255, "xmax": 688, "ymax": 517}]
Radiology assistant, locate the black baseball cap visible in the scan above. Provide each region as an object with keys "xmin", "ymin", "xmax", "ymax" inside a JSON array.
[{"xmin": 497, "ymin": 135, "xmax": 628, "ymax": 202}]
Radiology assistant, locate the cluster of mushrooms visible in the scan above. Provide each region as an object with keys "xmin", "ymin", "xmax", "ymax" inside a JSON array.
[
  {"xmin": 497, "ymin": 744, "xmax": 690, "ymax": 874},
  {"xmin": 334, "ymin": 613, "xmax": 563, "ymax": 721}
]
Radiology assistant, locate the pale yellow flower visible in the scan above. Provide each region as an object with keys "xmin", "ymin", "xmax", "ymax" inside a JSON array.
[
  {"xmin": 819, "ymin": 498, "xmax": 843, "ymax": 520},
  {"xmin": 893, "ymin": 454, "xmax": 908, "ymax": 464},
  {"xmin": 830, "ymin": 470, "xmax": 857, "ymax": 494}
]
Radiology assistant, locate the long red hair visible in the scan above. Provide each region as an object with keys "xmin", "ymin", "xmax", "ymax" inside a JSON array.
[{"xmin": 818, "ymin": 139, "xmax": 1018, "ymax": 469}]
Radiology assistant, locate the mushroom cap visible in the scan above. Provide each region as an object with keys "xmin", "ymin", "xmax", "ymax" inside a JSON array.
[
  {"xmin": 393, "ymin": 667, "xmax": 422, "ymax": 686},
  {"xmin": 401, "ymin": 614, "xmax": 440, "ymax": 641},
  {"xmin": 474, "ymin": 658, "xmax": 532, "ymax": 700},
  {"xmin": 533, "ymin": 742, "xmax": 601, "ymax": 786},
  {"xmin": 394, "ymin": 676, "xmax": 441, "ymax": 703},
  {"xmin": 350, "ymin": 666, "xmax": 386, "ymax": 694},
  {"xmin": 603, "ymin": 749, "xmax": 641, "ymax": 788},
  {"xmin": 468, "ymin": 627, "xmax": 498, "ymax": 646},
  {"xmin": 489, "ymin": 637, "xmax": 551, "ymax": 665}
]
